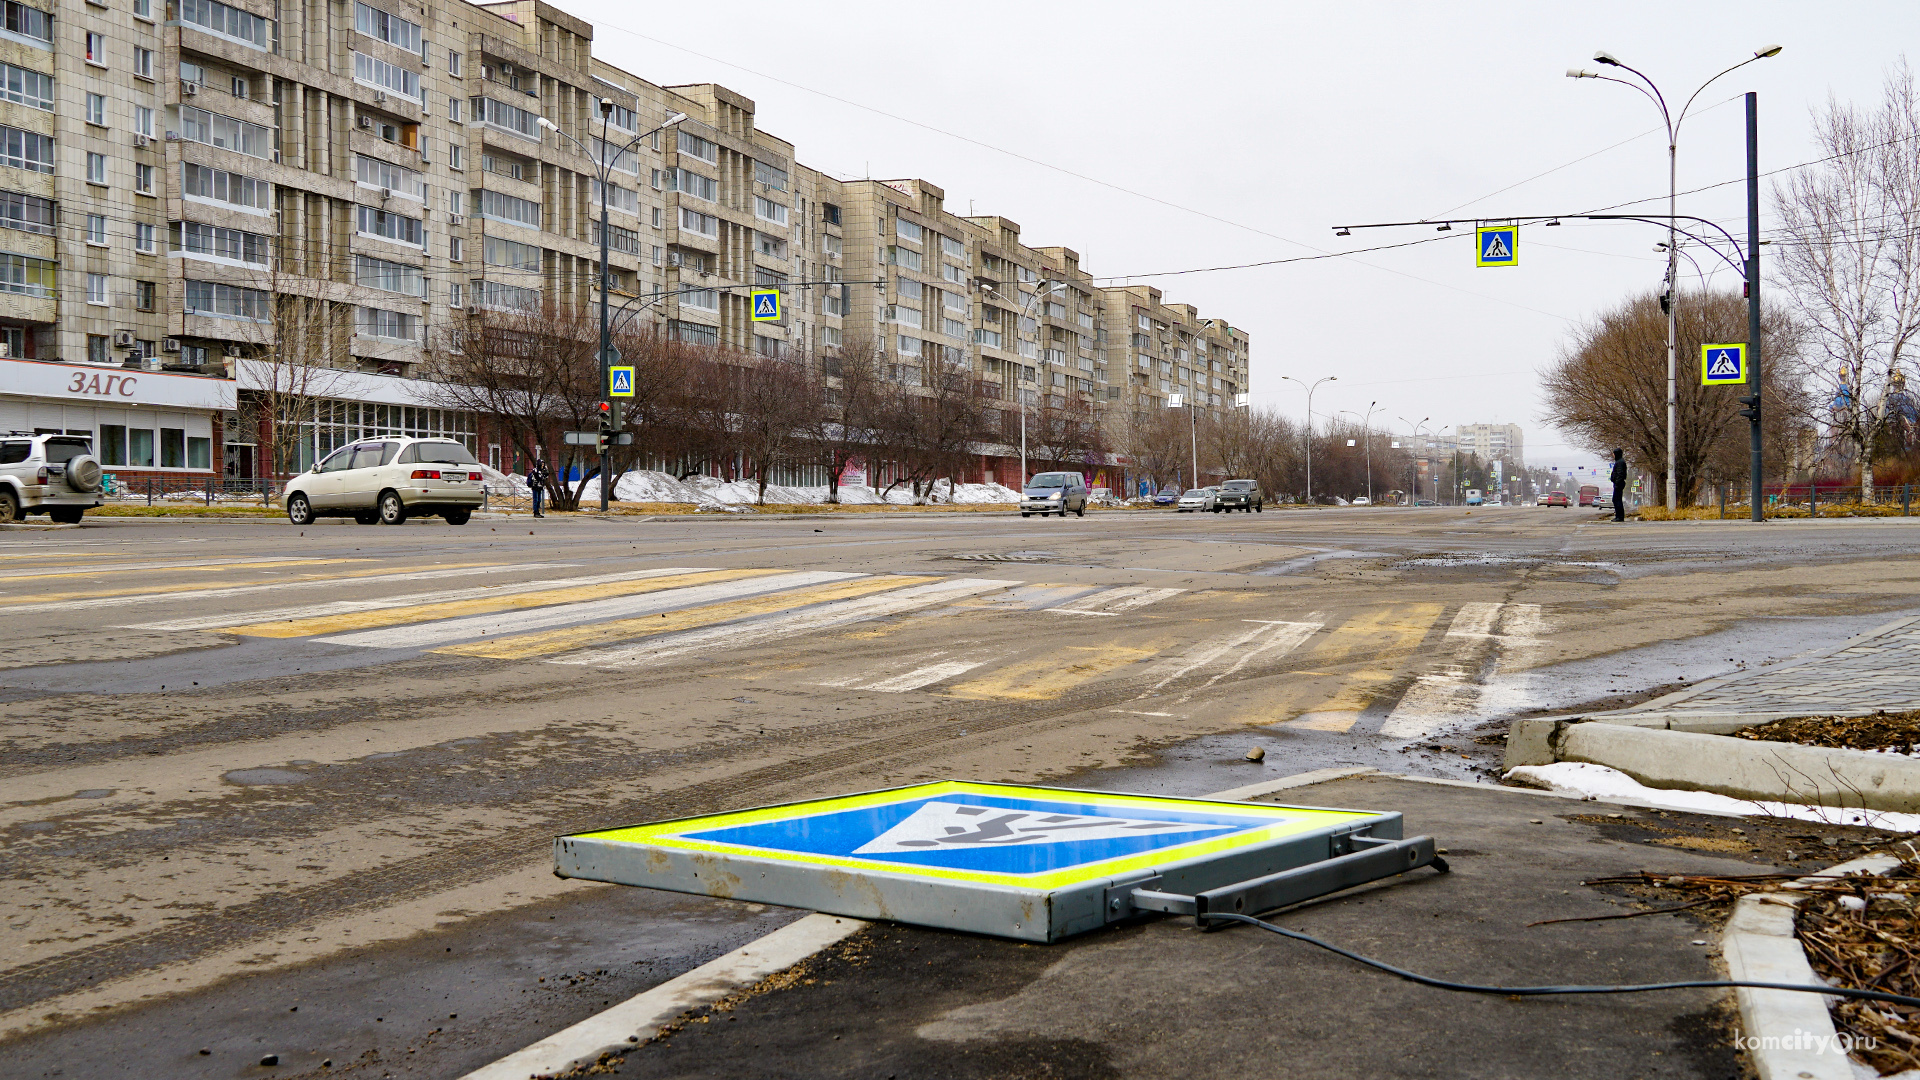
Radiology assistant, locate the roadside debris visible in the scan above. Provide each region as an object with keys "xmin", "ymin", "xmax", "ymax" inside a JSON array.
[{"xmin": 1735, "ymin": 710, "xmax": 1920, "ymax": 755}]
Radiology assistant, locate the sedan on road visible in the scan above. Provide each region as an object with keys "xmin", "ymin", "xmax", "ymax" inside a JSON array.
[
  {"xmin": 286, "ymin": 437, "xmax": 486, "ymax": 526},
  {"xmin": 1544, "ymin": 490, "xmax": 1571, "ymax": 507},
  {"xmin": 1175, "ymin": 487, "xmax": 1218, "ymax": 512}
]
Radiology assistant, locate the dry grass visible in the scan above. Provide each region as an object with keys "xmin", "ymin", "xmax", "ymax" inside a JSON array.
[
  {"xmin": 1636, "ymin": 502, "xmax": 1913, "ymax": 521},
  {"xmin": 90, "ymin": 503, "xmax": 283, "ymax": 517}
]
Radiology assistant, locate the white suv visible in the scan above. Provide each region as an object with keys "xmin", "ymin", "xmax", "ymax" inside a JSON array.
[
  {"xmin": 0, "ymin": 433, "xmax": 105, "ymax": 523},
  {"xmin": 284, "ymin": 437, "xmax": 484, "ymax": 526}
]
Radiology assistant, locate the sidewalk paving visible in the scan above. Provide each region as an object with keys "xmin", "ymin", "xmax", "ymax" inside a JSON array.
[
  {"xmin": 1612, "ymin": 615, "xmax": 1920, "ymax": 718},
  {"xmin": 593, "ymin": 773, "xmax": 1785, "ymax": 1080}
]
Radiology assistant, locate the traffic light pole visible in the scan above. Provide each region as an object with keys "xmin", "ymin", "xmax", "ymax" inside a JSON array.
[{"xmin": 1742, "ymin": 91, "xmax": 1765, "ymax": 522}]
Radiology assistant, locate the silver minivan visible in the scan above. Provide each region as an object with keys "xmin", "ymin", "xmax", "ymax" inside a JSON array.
[{"xmin": 1021, "ymin": 472, "xmax": 1088, "ymax": 518}]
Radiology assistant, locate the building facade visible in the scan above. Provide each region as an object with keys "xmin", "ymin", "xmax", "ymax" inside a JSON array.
[
  {"xmin": 16, "ymin": 0, "xmax": 1247, "ymax": 487},
  {"xmin": 1454, "ymin": 422, "xmax": 1523, "ymax": 467}
]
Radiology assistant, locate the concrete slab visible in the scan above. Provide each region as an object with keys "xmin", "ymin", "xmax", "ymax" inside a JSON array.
[{"xmin": 594, "ymin": 774, "xmax": 1776, "ymax": 1079}]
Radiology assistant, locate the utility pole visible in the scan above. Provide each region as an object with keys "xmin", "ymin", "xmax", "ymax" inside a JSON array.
[{"xmin": 1740, "ymin": 91, "xmax": 1766, "ymax": 521}]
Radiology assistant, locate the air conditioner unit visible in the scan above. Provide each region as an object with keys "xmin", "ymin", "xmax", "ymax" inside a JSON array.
[
  {"xmin": 133, "ymin": 134, "xmax": 150, "ymax": 148},
  {"xmin": 113, "ymin": 330, "xmax": 135, "ymax": 348},
  {"xmin": 375, "ymin": 91, "xmax": 387, "ymax": 105},
  {"xmin": 380, "ymin": 186, "xmax": 392, "ymax": 199},
  {"xmin": 447, "ymin": 213, "xmax": 463, "ymax": 225},
  {"xmin": 182, "ymin": 82, "xmax": 198, "ymax": 96},
  {"xmin": 161, "ymin": 338, "xmax": 181, "ymax": 353},
  {"xmin": 465, "ymin": 304, "xmax": 480, "ymax": 315},
  {"xmin": 225, "ymin": 345, "xmax": 243, "ymax": 358},
  {"xmin": 666, "ymin": 251, "xmax": 682, "ymax": 266},
  {"xmin": 481, "ymin": 65, "xmax": 495, "ymax": 81},
  {"xmin": 358, "ymin": 115, "xmax": 374, "ymax": 129},
  {"xmin": 499, "ymin": 62, "xmax": 513, "ymax": 74}
]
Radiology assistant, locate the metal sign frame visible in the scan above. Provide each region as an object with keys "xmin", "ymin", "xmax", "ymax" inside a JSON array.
[
  {"xmin": 750, "ymin": 288, "xmax": 782, "ymax": 322},
  {"xmin": 554, "ymin": 781, "xmax": 1424, "ymax": 942},
  {"xmin": 1701, "ymin": 343, "xmax": 1748, "ymax": 386},
  {"xmin": 608, "ymin": 366, "xmax": 635, "ymax": 397},
  {"xmin": 1476, "ymin": 225, "xmax": 1518, "ymax": 267}
]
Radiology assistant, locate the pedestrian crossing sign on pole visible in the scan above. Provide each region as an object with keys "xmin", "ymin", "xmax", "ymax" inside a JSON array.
[
  {"xmin": 1701, "ymin": 343, "xmax": 1748, "ymax": 386},
  {"xmin": 608, "ymin": 366, "xmax": 635, "ymax": 397},
  {"xmin": 1476, "ymin": 225, "xmax": 1518, "ymax": 267},
  {"xmin": 750, "ymin": 288, "xmax": 781, "ymax": 322},
  {"xmin": 555, "ymin": 780, "xmax": 1420, "ymax": 941}
]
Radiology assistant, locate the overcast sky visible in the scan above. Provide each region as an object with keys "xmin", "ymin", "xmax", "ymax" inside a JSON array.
[{"xmin": 556, "ymin": 0, "xmax": 1914, "ymax": 471}]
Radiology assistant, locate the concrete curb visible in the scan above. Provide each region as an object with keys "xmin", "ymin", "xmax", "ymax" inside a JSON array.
[
  {"xmin": 457, "ymin": 913, "xmax": 868, "ymax": 1080},
  {"xmin": 1722, "ymin": 853, "xmax": 1901, "ymax": 1080}
]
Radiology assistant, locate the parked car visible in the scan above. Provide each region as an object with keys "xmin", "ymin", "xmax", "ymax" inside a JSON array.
[
  {"xmin": 1151, "ymin": 485, "xmax": 1182, "ymax": 506},
  {"xmin": 1351, "ymin": 496, "xmax": 1371, "ymax": 506},
  {"xmin": 1578, "ymin": 485, "xmax": 1600, "ymax": 507},
  {"xmin": 0, "ymin": 432, "xmax": 104, "ymax": 523},
  {"xmin": 285, "ymin": 437, "xmax": 485, "ymax": 526},
  {"xmin": 1175, "ymin": 487, "xmax": 1218, "ymax": 512},
  {"xmin": 1545, "ymin": 490, "xmax": 1571, "ymax": 507},
  {"xmin": 1020, "ymin": 471, "xmax": 1088, "ymax": 517},
  {"xmin": 1214, "ymin": 479, "xmax": 1264, "ymax": 512},
  {"xmin": 1536, "ymin": 492, "xmax": 1553, "ymax": 506},
  {"xmin": 1413, "ymin": 500, "xmax": 1439, "ymax": 507}
]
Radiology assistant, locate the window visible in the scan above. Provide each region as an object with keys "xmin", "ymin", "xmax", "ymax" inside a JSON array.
[
  {"xmin": 820, "ymin": 326, "xmax": 842, "ymax": 347},
  {"xmin": 943, "ymin": 290, "xmax": 967, "ymax": 313},
  {"xmin": 182, "ymin": 163, "xmax": 269, "ymax": 211},
  {"xmin": 896, "ymin": 279, "xmax": 923, "ymax": 301},
  {"xmin": 886, "ymin": 246, "xmax": 921, "ymax": 271},
  {"xmin": 85, "ymin": 214, "xmax": 105, "ymax": 244},
  {"xmin": 448, "ymin": 51, "xmax": 462, "ymax": 77},
  {"xmin": 476, "ymin": 189, "xmax": 540, "ymax": 228},
  {"xmin": 481, "ymin": 152, "xmax": 527, "ymax": 180},
  {"xmin": 448, "ymin": 96, "xmax": 461, "ymax": 122},
  {"xmin": 885, "ymin": 305, "xmax": 921, "ymax": 328},
  {"xmin": 99, "ymin": 424, "xmax": 126, "ymax": 465},
  {"xmin": 590, "ymin": 135, "xmax": 640, "ymax": 175},
  {"xmin": 0, "ymin": 190, "xmax": 50, "ymax": 235},
  {"xmin": 133, "ymin": 106, "xmax": 153, "ymax": 137},
  {"xmin": 0, "ymin": 62, "xmax": 51, "ymax": 109},
  {"xmin": 944, "ymin": 318, "xmax": 967, "ymax": 339},
  {"xmin": 86, "ymin": 31, "xmax": 104, "ymax": 64},
  {"xmin": 356, "ymin": 305, "xmax": 420, "ymax": 342},
  {"xmin": 974, "ymin": 327, "xmax": 1003, "ymax": 349},
  {"xmin": 651, "ymin": 207, "xmax": 662, "ymax": 228},
  {"xmin": 172, "ymin": 221, "xmax": 269, "ymax": 265},
  {"xmin": 895, "ymin": 219, "xmax": 923, "ymax": 243},
  {"xmin": 83, "ymin": 93, "xmax": 107, "ymax": 127},
  {"xmin": 449, "ymin": 144, "xmax": 464, "ymax": 171},
  {"xmin": 353, "ymin": 53, "xmax": 422, "ymax": 101},
  {"xmin": 178, "ymin": 105, "xmax": 271, "ymax": 158},
  {"xmin": 669, "ymin": 168, "xmax": 716, "ymax": 201},
  {"xmin": 449, "ymin": 236, "xmax": 462, "ymax": 261},
  {"xmin": 354, "ymin": 2, "xmax": 421, "ymax": 52},
  {"xmin": 124, "ymin": 428, "xmax": 153, "ymax": 466},
  {"xmin": 679, "ymin": 287, "xmax": 718, "ymax": 311},
  {"xmin": 448, "ymin": 282, "xmax": 462, "ymax": 307},
  {"xmin": 755, "ymin": 232, "xmax": 786, "ymax": 259},
  {"xmin": 354, "ymin": 154, "xmax": 426, "ymax": 198},
  {"xmin": 160, "ymin": 428, "xmax": 184, "ymax": 467},
  {"xmin": 134, "ymin": 162, "xmax": 154, "ymax": 195},
  {"xmin": 676, "ymin": 131, "xmax": 717, "ymax": 164},
  {"xmin": 133, "ymin": 0, "xmax": 151, "ymax": 17},
  {"xmin": 447, "ymin": 190, "xmax": 463, "ymax": 217},
  {"xmin": 471, "ymin": 278, "xmax": 540, "ymax": 311},
  {"xmin": 87, "ymin": 152, "xmax": 106, "ymax": 183},
  {"xmin": 669, "ymin": 319, "xmax": 718, "ymax": 346},
  {"xmin": 135, "ymin": 222, "xmax": 156, "ymax": 252},
  {"xmin": 88, "ymin": 334, "xmax": 108, "ymax": 362},
  {"xmin": 823, "ymin": 234, "xmax": 841, "ymax": 257},
  {"xmin": 941, "ymin": 234, "xmax": 965, "ymax": 259},
  {"xmin": 184, "ymin": 279, "xmax": 268, "ymax": 320},
  {"xmin": 356, "ymin": 205, "xmax": 423, "ymax": 245},
  {"xmin": 470, "ymin": 96, "xmax": 538, "ymax": 139},
  {"xmin": 594, "ymin": 221, "xmax": 640, "ymax": 256},
  {"xmin": 591, "ymin": 178, "xmax": 637, "ymax": 212},
  {"xmin": 483, "ymin": 235, "xmax": 539, "ymax": 271},
  {"xmin": 136, "ymin": 280, "xmax": 155, "ymax": 310},
  {"xmin": 188, "ymin": 436, "xmax": 211, "ymax": 470},
  {"xmin": 753, "ymin": 195, "xmax": 788, "ymax": 226},
  {"xmin": 181, "ymin": 0, "xmax": 270, "ymax": 48},
  {"xmin": 0, "ymin": 2, "xmax": 50, "ymax": 46},
  {"xmin": 597, "ymin": 97, "xmax": 637, "ymax": 132},
  {"xmin": 754, "ymin": 160, "xmax": 788, "ymax": 191},
  {"xmin": 86, "ymin": 273, "xmax": 107, "ymax": 304},
  {"xmin": 897, "ymin": 336, "xmax": 922, "ymax": 357},
  {"xmin": 678, "ymin": 207, "xmax": 718, "ymax": 237},
  {"xmin": 1138, "ymin": 314, "xmax": 1152, "ymax": 330}
]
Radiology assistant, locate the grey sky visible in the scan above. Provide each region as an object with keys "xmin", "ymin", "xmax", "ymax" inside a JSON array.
[{"xmin": 556, "ymin": 0, "xmax": 1915, "ymax": 470}]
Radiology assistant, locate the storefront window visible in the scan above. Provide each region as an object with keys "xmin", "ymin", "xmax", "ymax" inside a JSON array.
[
  {"xmin": 128, "ymin": 428, "xmax": 153, "ymax": 467},
  {"xmin": 188, "ymin": 436, "xmax": 210, "ymax": 469},
  {"xmin": 161, "ymin": 427, "xmax": 185, "ymax": 468},
  {"xmin": 99, "ymin": 424, "xmax": 126, "ymax": 466}
]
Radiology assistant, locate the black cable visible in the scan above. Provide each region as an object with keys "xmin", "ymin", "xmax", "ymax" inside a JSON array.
[{"xmin": 1201, "ymin": 911, "xmax": 1920, "ymax": 1010}]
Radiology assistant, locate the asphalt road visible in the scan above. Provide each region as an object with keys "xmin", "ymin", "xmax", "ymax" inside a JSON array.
[{"xmin": 5, "ymin": 505, "xmax": 1920, "ymax": 1078}]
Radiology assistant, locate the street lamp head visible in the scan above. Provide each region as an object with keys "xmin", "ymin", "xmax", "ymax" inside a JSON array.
[
  {"xmin": 664, "ymin": 112, "xmax": 689, "ymax": 126},
  {"xmin": 599, "ymin": 100, "xmax": 614, "ymax": 118},
  {"xmin": 1335, "ymin": 227, "xmax": 1352, "ymax": 236},
  {"xmin": 1755, "ymin": 44, "xmax": 1783, "ymax": 58},
  {"xmin": 1566, "ymin": 68, "xmax": 1598, "ymax": 79},
  {"xmin": 1593, "ymin": 50, "xmax": 1621, "ymax": 66},
  {"xmin": 1435, "ymin": 222, "xmax": 1452, "ymax": 232},
  {"xmin": 536, "ymin": 116, "xmax": 558, "ymax": 131}
]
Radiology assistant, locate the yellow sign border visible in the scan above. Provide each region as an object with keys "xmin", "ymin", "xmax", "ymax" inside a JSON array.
[
  {"xmin": 1476, "ymin": 225, "xmax": 1518, "ymax": 267},
  {"xmin": 570, "ymin": 780, "xmax": 1382, "ymax": 890},
  {"xmin": 1700, "ymin": 343, "xmax": 1748, "ymax": 386},
  {"xmin": 749, "ymin": 288, "xmax": 782, "ymax": 322},
  {"xmin": 608, "ymin": 365, "xmax": 636, "ymax": 397}
]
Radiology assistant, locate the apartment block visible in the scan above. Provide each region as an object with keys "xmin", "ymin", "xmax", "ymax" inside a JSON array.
[
  {"xmin": 7, "ymin": 0, "xmax": 1247, "ymax": 486},
  {"xmin": 1453, "ymin": 422, "xmax": 1523, "ymax": 466}
]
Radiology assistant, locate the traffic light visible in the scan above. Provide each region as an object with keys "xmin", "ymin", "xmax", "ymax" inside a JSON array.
[
  {"xmin": 1737, "ymin": 394, "xmax": 1761, "ymax": 422},
  {"xmin": 596, "ymin": 401, "xmax": 614, "ymax": 434}
]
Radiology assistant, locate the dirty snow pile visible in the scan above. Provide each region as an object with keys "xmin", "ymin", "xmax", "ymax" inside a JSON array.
[
  {"xmin": 1505, "ymin": 761, "xmax": 1920, "ymax": 832},
  {"xmin": 563, "ymin": 469, "xmax": 1019, "ymax": 507}
]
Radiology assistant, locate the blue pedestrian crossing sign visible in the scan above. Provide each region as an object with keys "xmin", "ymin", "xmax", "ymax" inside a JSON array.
[
  {"xmin": 750, "ymin": 288, "xmax": 781, "ymax": 322},
  {"xmin": 608, "ymin": 366, "xmax": 635, "ymax": 397},
  {"xmin": 554, "ymin": 780, "xmax": 1402, "ymax": 941},
  {"xmin": 1476, "ymin": 225, "xmax": 1518, "ymax": 267},
  {"xmin": 1701, "ymin": 343, "xmax": 1748, "ymax": 386}
]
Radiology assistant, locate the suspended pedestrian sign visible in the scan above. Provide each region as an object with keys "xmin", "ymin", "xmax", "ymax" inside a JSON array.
[
  {"xmin": 750, "ymin": 288, "xmax": 781, "ymax": 321},
  {"xmin": 553, "ymin": 780, "xmax": 1425, "ymax": 942},
  {"xmin": 608, "ymin": 366, "xmax": 635, "ymax": 397},
  {"xmin": 1701, "ymin": 343, "xmax": 1748, "ymax": 386},
  {"xmin": 1476, "ymin": 225, "xmax": 1518, "ymax": 267}
]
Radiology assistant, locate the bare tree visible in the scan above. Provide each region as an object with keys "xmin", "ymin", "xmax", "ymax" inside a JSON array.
[
  {"xmin": 815, "ymin": 336, "xmax": 884, "ymax": 503},
  {"xmin": 1771, "ymin": 62, "xmax": 1920, "ymax": 494},
  {"xmin": 734, "ymin": 353, "xmax": 824, "ymax": 505}
]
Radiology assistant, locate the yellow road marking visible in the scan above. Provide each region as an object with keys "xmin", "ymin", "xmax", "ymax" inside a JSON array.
[
  {"xmin": 217, "ymin": 568, "xmax": 792, "ymax": 639},
  {"xmin": 0, "ymin": 562, "xmax": 518, "ymax": 606},
  {"xmin": 1273, "ymin": 604, "xmax": 1445, "ymax": 730},
  {"xmin": 437, "ymin": 575, "xmax": 937, "ymax": 659},
  {"xmin": 0, "ymin": 559, "xmax": 360, "ymax": 583},
  {"xmin": 944, "ymin": 641, "xmax": 1167, "ymax": 701}
]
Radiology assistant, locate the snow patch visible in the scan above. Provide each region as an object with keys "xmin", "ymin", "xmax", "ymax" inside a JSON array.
[
  {"xmin": 567, "ymin": 470, "xmax": 1020, "ymax": 507},
  {"xmin": 1504, "ymin": 761, "xmax": 1920, "ymax": 832}
]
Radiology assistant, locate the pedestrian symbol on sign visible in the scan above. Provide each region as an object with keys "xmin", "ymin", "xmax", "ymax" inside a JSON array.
[
  {"xmin": 608, "ymin": 366, "xmax": 635, "ymax": 397},
  {"xmin": 1700, "ymin": 343, "xmax": 1748, "ymax": 386},
  {"xmin": 750, "ymin": 288, "xmax": 781, "ymax": 322},
  {"xmin": 1476, "ymin": 225, "xmax": 1518, "ymax": 267}
]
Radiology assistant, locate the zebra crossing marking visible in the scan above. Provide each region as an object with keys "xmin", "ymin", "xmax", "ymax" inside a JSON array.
[
  {"xmin": 944, "ymin": 641, "xmax": 1167, "ymax": 701},
  {"xmin": 5, "ymin": 562, "xmax": 554, "ymax": 612},
  {"xmin": 0, "ymin": 557, "xmax": 366, "ymax": 582},
  {"xmin": 821, "ymin": 655, "xmax": 995, "ymax": 693},
  {"xmin": 1379, "ymin": 602, "xmax": 1546, "ymax": 739},
  {"xmin": 1046, "ymin": 586, "xmax": 1185, "ymax": 617},
  {"xmin": 1281, "ymin": 603, "xmax": 1446, "ymax": 731},
  {"xmin": 438, "ymin": 575, "xmax": 938, "ymax": 660}
]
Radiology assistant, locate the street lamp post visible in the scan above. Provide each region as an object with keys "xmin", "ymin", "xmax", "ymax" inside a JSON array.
[
  {"xmin": 980, "ymin": 278, "xmax": 1064, "ymax": 487},
  {"xmin": 1569, "ymin": 45, "xmax": 1781, "ymax": 512},
  {"xmin": 539, "ymin": 106, "xmax": 687, "ymax": 511},
  {"xmin": 1283, "ymin": 375, "xmax": 1336, "ymax": 503},
  {"xmin": 1340, "ymin": 401, "xmax": 1379, "ymax": 504},
  {"xmin": 1398, "ymin": 416, "xmax": 1430, "ymax": 505}
]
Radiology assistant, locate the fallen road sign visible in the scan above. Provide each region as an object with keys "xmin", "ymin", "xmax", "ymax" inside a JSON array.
[{"xmin": 554, "ymin": 780, "xmax": 1436, "ymax": 942}]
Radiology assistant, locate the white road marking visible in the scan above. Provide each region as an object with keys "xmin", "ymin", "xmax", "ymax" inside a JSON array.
[
  {"xmin": 1196, "ymin": 619, "xmax": 1323, "ymax": 691},
  {"xmin": 1147, "ymin": 615, "xmax": 1320, "ymax": 691},
  {"xmin": 14, "ymin": 563, "xmax": 581, "ymax": 614},
  {"xmin": 1445, "ymin": 602, "xmax": 1504, "ymax": 638},
  {"xmin": 123, "ymin": 568, "xmax": 717, "ymax": 631},
  {"xmin": 1379, "ymin": 602, "xmax": 1548, "ymax": 739},
  {"xmin": 0, "ymin": 555, "xmax": 335, "ymax": 580},
  {"xmin": 1047, "ymin": 586, "xmax": 1184, "ymax": 616},
  {"xmin": 314, "ymin": 571, "xmax": 863, "ymax": 649},
  {"xmin": 552, "ymin": 578, "xmax": 1021, "ymax": 669},
  {"xmin": 958, "ymin": 584, "xmax": 1104, "ymax": 611},
  {"xmin": 833, "ymin": 658, "xmax": 993, "ymax": 693}
]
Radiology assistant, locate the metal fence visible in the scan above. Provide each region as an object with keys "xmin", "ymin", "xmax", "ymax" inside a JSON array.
[
  {"xmin": 101, "ymin": 474, "xmax": 283, "ymax": 507},
  {"xmin": 1697, "ymin": 481, "xmax": 1917, "ymax": 517}
]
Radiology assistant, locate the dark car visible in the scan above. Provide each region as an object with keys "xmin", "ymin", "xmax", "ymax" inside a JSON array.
[
  {"xmin": 1151, "ymin": 485, "xmax": 1181, "ymax": 506},
  {"xmin": 1546, "ymin": 490, "xmax": 1572, "ymax": 507},
  {"xmin": 1021, "ymin": 471, "xmax": 1088, "ymax": 518},
  {"xmin": 1214, "ymin": 479, "xmax": 1263, "ymax": 512}
]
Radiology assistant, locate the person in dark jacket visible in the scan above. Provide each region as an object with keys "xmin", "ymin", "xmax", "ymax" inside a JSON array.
[
  {"xmin": 527, "ymin": 455, "xmax": 550, "ymax": 518},
  {"xmin": 1610, "ymin": 448, "xmax": 1627, "ymax": 522}
]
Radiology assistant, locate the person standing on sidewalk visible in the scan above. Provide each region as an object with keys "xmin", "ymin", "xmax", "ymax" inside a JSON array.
[
  {"xmin": 527, "ymin": 455, "xmax": 550, "ymax": 518},
  {"xmin": 1610, "ymin": 449, "xmax": 1627, "ymax": 522}
]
